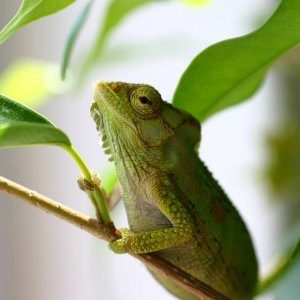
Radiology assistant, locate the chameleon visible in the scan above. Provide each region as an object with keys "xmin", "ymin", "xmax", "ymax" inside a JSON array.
[{"xmin": 91, "ymin": 81, "xmax": 258, "ymax": 300}]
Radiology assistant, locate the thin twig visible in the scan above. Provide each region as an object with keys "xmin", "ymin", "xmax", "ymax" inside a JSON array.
[{"xmin": 0, "ymin": 176, "xmax": 230, "ymax": 300}]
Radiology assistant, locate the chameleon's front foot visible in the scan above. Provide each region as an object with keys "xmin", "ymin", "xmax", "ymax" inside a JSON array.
[{"xmin": 109, "ymin": 226, "xmax": 193, "ymax": 254}]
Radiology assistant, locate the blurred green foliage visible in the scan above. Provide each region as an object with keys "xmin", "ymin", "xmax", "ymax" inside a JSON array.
[
  {"xmin": 267, "ymin": 127, "xmax": 300, "ymax": 202},
  {"xmin": 182, "ymin": 0, "xmax": 211, "ymax": 6},
  {"xmin": 0, "ymin": 59, "xmax": 67, "ymax": 107},
  {"xmin": 263, "ymin": 46, "xmax": 300, "ymax": 299},
  {"xmin": 266, "ymin": 58, "xmax": 300, "ymax": 203},
  {"xmin": 61, "ymin": 0, "xmax": 94, "ymax": 80}
]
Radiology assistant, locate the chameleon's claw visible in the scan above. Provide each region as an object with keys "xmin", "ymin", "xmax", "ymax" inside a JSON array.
[{"xmin": 77, "ymin": 171, "xmax": 101, "ymax": 192}]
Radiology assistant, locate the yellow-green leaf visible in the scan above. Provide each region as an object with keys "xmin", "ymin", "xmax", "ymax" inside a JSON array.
[{"xmin": 0, "ymin": 0, "xmax": 76, "ymax": 44}]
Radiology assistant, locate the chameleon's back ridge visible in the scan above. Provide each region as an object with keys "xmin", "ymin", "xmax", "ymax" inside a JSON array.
[{"xmin": 92, "ymin": 81, "xmax": 258, "ymax": 300}]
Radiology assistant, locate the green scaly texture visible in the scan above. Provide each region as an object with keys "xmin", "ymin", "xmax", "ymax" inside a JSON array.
[{"xmin": 91, "ymin": 81, "xmax": 258, "ymax": 300}]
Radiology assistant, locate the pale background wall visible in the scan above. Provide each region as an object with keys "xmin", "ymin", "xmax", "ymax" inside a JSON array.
[{"xmin": 0, "ymin": 1, "xmax": 288, "ymax": 299}]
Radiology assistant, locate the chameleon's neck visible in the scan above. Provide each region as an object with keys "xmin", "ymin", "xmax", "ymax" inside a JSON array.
[{"xmin": 112, "ymin": 140, "xmax": 163, "ymax": 184}]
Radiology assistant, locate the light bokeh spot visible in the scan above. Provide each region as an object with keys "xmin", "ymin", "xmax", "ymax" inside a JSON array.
[{"xmin": 0, "ymin": 59, "xmax": 69, "ymax": 107}]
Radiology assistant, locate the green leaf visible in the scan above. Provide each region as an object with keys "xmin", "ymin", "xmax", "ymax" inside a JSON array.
[
  {"xmin": 0, "ymin": 94, "xmax": 51, "ymax": 124},
  {"xmin": 0, "ymin": 123, "xmax": 71, "ymax": 148},
  {"xmin": 61, "ymin": 0, "xmax": 94, "ymax": 80},
  {"xmin": 173, "ymin": 0, "xmax": 300, "ymax": 121},
  {"xmin": 0, "ymin": 0, "xmax": 76, "ymax": 44},
  {"xmin": 257, "ymin": 230, "xmax": 300, "ymax": 295},
  {"xmin": 0, "ymin": 95, "xmax": 70, "ymax": 148},
  {"xmin": 85, "ymin": 0, "xmax": 161, "ymax": 69},
  {"xmin": 0, "ymin": 59, "xmax": 67, "ymax": 108}
]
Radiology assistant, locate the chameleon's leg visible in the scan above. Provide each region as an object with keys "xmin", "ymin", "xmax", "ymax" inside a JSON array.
[{"xmin": 110, "ymin": 174, "xmax": 195, "ymax": 254}]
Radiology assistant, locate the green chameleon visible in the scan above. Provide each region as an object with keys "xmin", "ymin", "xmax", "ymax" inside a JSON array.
[{"xmin": 91, "ymin": 81, "xmax": 258, "ymax": 300}]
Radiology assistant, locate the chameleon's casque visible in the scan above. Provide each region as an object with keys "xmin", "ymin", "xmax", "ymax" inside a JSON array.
[{"xmin": 91, "ymin": 81, "xmax": 258, "ymax": 300}]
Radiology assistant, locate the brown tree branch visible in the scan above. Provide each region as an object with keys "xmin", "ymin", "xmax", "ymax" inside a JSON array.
[{"xmin": 0, "ymin": 176, "xmax": 230, "ymax": 300}]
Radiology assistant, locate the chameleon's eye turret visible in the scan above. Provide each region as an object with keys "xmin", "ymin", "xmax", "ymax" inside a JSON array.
[{"xmin": 130, "ymin": 86, "xmax": 161, "ymax": 117}]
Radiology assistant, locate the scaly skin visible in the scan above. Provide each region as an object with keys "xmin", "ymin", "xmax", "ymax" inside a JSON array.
[{"xmin": 91, "ymin": 81, "xmax": 258, "ymax": 300}]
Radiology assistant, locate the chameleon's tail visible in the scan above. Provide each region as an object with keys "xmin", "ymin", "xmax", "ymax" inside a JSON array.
[{"xmin": 256, "ymin": 235, "xmax": 300, "ymax": 295}]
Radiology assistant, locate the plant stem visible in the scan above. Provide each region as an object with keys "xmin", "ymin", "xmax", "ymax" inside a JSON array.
[
  {"xmin": 0, "ymin": 175, "xmax": 115, "ymax": 241},
  {"xmin": 0, "ymin": 175, "xmax": 230, "ymax": 300},
  {"xmin": 63, "ymin": 144, "xmax": 111, "ymax": 223},
  {"xmin": 64, "ymin": 145, "xmax": 91, "ymax": 180},
  {"xmin": 92, "ymin": 188, "xmax": 111, "ymax": 222}
]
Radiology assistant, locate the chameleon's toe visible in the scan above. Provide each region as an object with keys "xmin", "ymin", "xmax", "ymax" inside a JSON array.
[
  {"xmin": 109, "ymin": 228, "xmax": 132, "ymax": 253},
  {"xmin": 109, "ymin": 238, "xmax": 129, "ymax": 254},
  {"xmin": 119, "ymin": 227, "xmax": 131, "ymax": 237}
]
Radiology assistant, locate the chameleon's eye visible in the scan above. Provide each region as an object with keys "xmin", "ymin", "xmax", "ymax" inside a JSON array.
[{"xmin": 131, "ymin": 86, "xmax": 161, "ymax": 116}]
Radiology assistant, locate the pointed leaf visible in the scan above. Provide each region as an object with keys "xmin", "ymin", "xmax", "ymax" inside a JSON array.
[
  {"xmin": 61, "ymin": 0, "xmax": 94, "ymax": 80},
  {"xmin": 0, "ymin": 0, "xmax": 76, "ymax": 44},
  {"xmin": 0, "ymin": 95, "xmax": 70, "ymax": 148},
  {"xmin": 0, "ymin": 94, "xmax": 51, "ymax": 124},
  {"xmin": 173, "ymin": 0, "xmax": 300, "ymax": 121},
  {"xmin": 0, "ymin": 123, "xmax": 70, "ymax": 148}
]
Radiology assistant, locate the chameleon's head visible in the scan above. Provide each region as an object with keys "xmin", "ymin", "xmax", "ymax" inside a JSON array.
[{"xmin": 91, "ymin": 81, "xmax": 200, "ymax": 163}]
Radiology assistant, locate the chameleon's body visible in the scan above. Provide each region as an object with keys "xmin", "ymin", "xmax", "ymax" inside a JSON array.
[{"xmin": 91, "ymin": 82, "xmax": 258, "ymax": 300}]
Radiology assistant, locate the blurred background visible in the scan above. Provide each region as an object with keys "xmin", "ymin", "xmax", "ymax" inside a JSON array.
[{"xmin": 0, "ymin": 0, "xmax": 299, "ymax": 299}]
